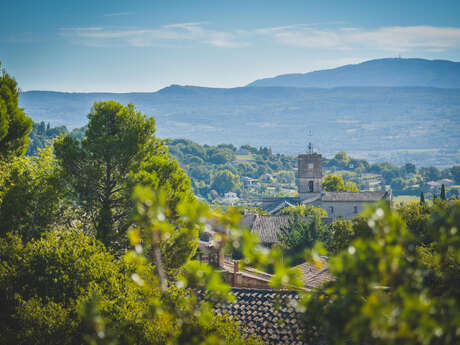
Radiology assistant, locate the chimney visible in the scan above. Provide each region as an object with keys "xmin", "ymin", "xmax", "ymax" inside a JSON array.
[
  {"xmin": 218, "ymin": 247, "xmax": 225, "ymax": 268},
  {"xmin": 233, "ymin": 260, "xmax": 239, "ymax": 287}
]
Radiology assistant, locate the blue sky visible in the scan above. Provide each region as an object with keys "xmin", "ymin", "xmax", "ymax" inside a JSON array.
[{"xmin": 2, "ymin": 0, "xmax": 460, "ymax": 92}]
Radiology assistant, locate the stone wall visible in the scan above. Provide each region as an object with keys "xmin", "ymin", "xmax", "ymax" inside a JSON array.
[{"xmin": 315, "ymin": 201, "xmax": 374, "ymax": 219}]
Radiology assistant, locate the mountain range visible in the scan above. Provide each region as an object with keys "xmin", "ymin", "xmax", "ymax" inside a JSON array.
[
  {"xmin": 248, "ymin": 58, "xmax": 460, "ymax": 88},
  {"xmin": 19, "ymin": 58, "xmax": 460, "ymax": 167}
]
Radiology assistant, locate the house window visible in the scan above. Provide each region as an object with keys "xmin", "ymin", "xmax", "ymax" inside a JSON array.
[
  {"xmin": 354, "ymin": 206, "xmax": 358, "ymax": 214},
  {"xmin": 308, "ymin": 163, "xmax": 314, "ymax": 169},
  {"xmin": 308, "ymin": 181, "xmax": 314, "ymax": 192},
  {"xmin": 329, "ymin": 206, "xmax": 334, "ymax": 214}
]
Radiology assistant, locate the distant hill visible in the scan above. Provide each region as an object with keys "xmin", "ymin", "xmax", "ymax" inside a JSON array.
[
  {"xmin": 247, "ymin": 58, "xmax": 460, "ymax": 88},
  {"xmin": 19, "ymin": 85, "xmax": 460, "ymax": 167}
]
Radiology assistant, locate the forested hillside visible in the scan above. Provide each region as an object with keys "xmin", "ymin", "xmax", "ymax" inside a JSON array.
[{"xmin": 27, "ymin": 124, "xmax": 460, "ymax": 203}]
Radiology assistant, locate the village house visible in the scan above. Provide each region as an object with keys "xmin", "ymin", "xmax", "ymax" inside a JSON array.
[{"xmin": 261, "ymin": 149, "xmax": 392, "ymax": 219}]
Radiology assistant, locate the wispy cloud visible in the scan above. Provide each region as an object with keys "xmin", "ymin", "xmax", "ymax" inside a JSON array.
[
  {"xmin": 60, "ymin": 23, "xmax": 460, "ymax": 52},
  {"xmin": 103, "ymin": 12, "xmax": 134, "ymax": 17},
  {"xmin": 60, "ymin": 22, "xmax": 246, "ymax": 48},
  {"xmin": 256, "ymin": 25, "xmax": 460, "ymax": 52}
]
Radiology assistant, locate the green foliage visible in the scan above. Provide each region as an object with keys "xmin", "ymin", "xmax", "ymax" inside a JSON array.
[
  {"xmin": 0, "ymin": 62, "xmax": 33, "ymax": 160},
  {"xmin": 168, "ymin": 139, "xmax": 296, "ymax": 201},
  {"xmin": 277, "ymin": 214, "xmax": 328, "ymax": 265},
  {"xmin": 397, "ymin": 201, "xmax": 433, "ymax": 245},
  {"xmin": 302, "ymin": 201, "xmax": 460, "ymax": 345},
  {"xmin": 120, "ymin": 185, "xmax": 278, "ymax": 344},
  {"xmin": 0, "ymin": 230, "xmax": 153, "ymax": 345},
  {"xmin": 327, "ymin": 219, "xmax": 354, "ymax": 255},
  {"xmin": 27, "ymin": 121, "xmax": 68, "ymax": 156},
  {"xmin": 0, "ymin": 146, "xmax": 67, "ymax": 241},
  {"xmin": 274, "ymin": 170, "xmax": 295, "ymax": 184},
  {"xmin": 211, "ymin": 170, "xmax": 240, "ymax": 196},
  {"xmin": 441, "ymin": 184, "xmax": 446, "ymax": 200},
  {"xmin": 451, "ymin": 166, "xmax": 460, "ymax": 184},
  {"xmin": 323, "ymin": 174, "xmax": 359, "ymax": 192},
  {"xmin": 0, "ymin": 209, "xmax": 265, "ymax": 345},
  {"xmin": 280, "ymin": 204, "xmax": 327, "ymax": 218},
  {"xmin": 329, "ymin": 151, "xmax": 350, "ymax": 168},
  {"xmin": 419, "ymin": 166, "xmax": 441, "ymax": 181},
  {"xmin": 420, "ymin": 191, "xmax": 425, "ymax": 204},
  {"xmin": 54, "ymin": 101, "xmax": 193, "ymax": 253},
  {"xmin": 326, "ymin": 216, "xmax": 373, "ymax": 256}
]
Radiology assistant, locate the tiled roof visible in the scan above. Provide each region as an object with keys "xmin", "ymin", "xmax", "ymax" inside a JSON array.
[
  {"xmin": 319, "ymin": 191, "xmax": 389, "ymax": 202},
  {"xmin": 243, "ymin": 215, "xmax": 290, "ymax": 244},
  {"xmin": 267, "ymin": 200, "xmax": 296, "ymax": 214},
  {"xmin": 212, "ymin": 288, "xmax": 306, "ymax": 345},
  {"xmin": 295, "ymin": 259, "xmax": 334, "ymax": 289},
  {"xmin": 242, "ymin": 215, "xmax": 332, "ymax": 245}
]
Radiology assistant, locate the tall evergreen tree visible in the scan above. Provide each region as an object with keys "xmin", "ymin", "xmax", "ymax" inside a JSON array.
[
  {"xmin": 440, "ymin": 184, "xmax": 446, "ymax": 200},
  {"xmin": 55, "ymin": 101, "xmax": 193, "ymax": 253},
  {"xmin": 0, "ymin": 62, "xmax": 32, "ymax": 160},
  {"xmin": 420, "ymin": 191, "xmax": 425, "ymax": 204}
]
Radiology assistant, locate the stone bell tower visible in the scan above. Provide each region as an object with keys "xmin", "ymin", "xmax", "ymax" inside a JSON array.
[{"xmin": 297, "ymin": 140, "xmax": 322, "ymax": 201}]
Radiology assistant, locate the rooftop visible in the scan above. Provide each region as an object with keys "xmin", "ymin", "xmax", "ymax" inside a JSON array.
[
  {"xmin": 209, "ymin": 288, "xmax": 306, "ymax": 345},
  {"xmin": 242, "ymin": 214, "xmax": 332, "ymax": 245},
  {"xmin": 242, "ymin": 214, "xmax": 290, "ymax": 244},
  {"xmin": 318, "ymin": 190, "xmax": 390, "ymax": 202},
  {"xmin": 295, "ymin": 258, "xmax": 334, "ymax": 289}
]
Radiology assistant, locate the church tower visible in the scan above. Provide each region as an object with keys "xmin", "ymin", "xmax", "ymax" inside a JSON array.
[{"xmin": 297, "ymin": 140, "xmax": 322, "ymax": 201}]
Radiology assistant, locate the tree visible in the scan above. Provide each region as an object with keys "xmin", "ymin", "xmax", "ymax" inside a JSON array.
[
  {"xmin": 344, "ymin": 180, "xmax": 359, "ymax": 192},
  {"xmin": 419, "ymin": 166, "xmax": 441, "ymax": 181},
  {"xmin": 330, "ymin": 151, "xmax": 350, "ymax": 168},
  {"xmin": 327, "ymin": 219, "xmax": 354, "ymax": 255},
  {"xmin": 0, "ymin": 62, "xmax": 33, "ymax": 160},
  {"xmin": 0, "ymin": 146, "xmax": 68, "ymax": 241},
  {"xmin": 27, "ymin": 122, "xmax": 68, "ymax": 156},
  {"xmin": 54, "ymin": 101, "xmax": 193, "ymax": 251},
  {"xmin": 323, "ymin": 175, "xmax": 345, "ymax": 191},
  {"xmin": 0, "ymin": 230, "xmax": 150, "ymax": 345},
  {"xmin": 451, "ymin": 166, "xmax": 460, "ymax": 184},
  {"xmin": 397, "ymin": 201, "xmax": 433, "ymax": 245},
  {"xmin": 402, "ymin": 163, "xmax": 417, "ymax": 175},
  {"xmin": 323, "ymin": 174, "xmax": 359, "ymax": 192},
  {"xmin": 420, "ymin": 191, "xmax": 425, "ymax": 204},
  {"xmin": 211, "ymin": 170, "xmax": 240, "ymax": 195},
  {"xmin": 280, "ymin": 204, "xmax": 327, "ymax": 218},
  {"xmin": 391, "ymin": 177, "xmax": 407, "ymax": 192},
  {"xmin": 206, "ymin": 147, "xmax": 234, "ymax": 164},
  {"xmin": 440, "ymin": 184, "xmax": 446, "ymax": 200},
  {"xmin": 277, "ymin": 214, "xmax": 327, "ymax": 265},
  {"xmin": 189, "ymin": 165, "xmax": 211, "ymax": 184}
]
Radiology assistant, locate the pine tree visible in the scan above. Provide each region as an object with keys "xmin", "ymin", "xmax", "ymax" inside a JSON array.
[
  {"xmin": 0, "ymin": 62, "xmax": 33, "ymax": 160},
  {"xmin": 54, "ymin": 101, "xmax": 193, "ymax": 255},
  {"xmin": 420, "ymin": 191, "xmax": 425, "ymax": 204},
  {"xmin": 440, "ymin": 184, "xmax": 446, "ymax": 200}
]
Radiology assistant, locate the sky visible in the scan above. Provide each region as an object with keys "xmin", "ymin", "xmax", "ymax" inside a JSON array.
[{"xmin": 2, "ymin": 0, "xmax": 460, "ymax": 92}]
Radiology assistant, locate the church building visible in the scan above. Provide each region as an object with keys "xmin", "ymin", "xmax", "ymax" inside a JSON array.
[{"xmin": 261, "ymin": 148, "xmax": 392, "ymax": 219}]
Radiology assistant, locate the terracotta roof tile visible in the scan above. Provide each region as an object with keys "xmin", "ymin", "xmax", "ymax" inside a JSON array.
[
  {"xmin": 205, "ymin": 288, "xmax": 306, "ymax": 345},
  {"xmin": 295, "ymin": 259, "xmax": 334, "ymax": 289}
]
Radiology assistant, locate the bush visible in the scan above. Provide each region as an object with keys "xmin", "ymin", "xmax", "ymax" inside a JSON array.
[{"xmin": 0, "ymin": 230, "xmax": 152, "ymax": 345}]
